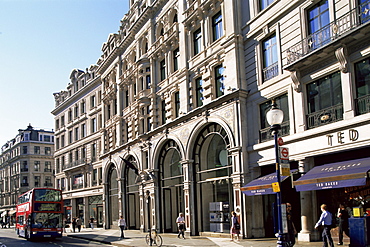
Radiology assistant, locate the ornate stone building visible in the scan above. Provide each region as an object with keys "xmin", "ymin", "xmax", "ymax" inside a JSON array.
[
  {"xmin": 0, "ymin": 125, "xmax": 55, "ymax": 224},
  {"xmin": 53, "ymin": 0, "xmax": 248, "ymax": 235},
  {"xmin": 242, "ymin": 0, "xmax": 370, "ymax": 241}
]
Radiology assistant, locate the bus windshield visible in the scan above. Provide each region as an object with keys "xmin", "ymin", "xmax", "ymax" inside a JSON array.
[
  {"xmin": 34, "ymin": 189, "xmax": 62, "ymax": 202},
  {"xmin": 31, "ymin": 213, "xmax": 63, "ymax": 228}
]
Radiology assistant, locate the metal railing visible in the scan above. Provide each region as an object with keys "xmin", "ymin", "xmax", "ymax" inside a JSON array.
[
  {"xmin": 286, "ymin": 3, "xmax": 370, "ymax": 65},
  {"xmin": 355, "ymin": 94, "xmax": 370, "ymax": 115},
  {"xmin": 260, "ymin": 121, "xmax": 290, "ymax": 143},
  {"xmin": 306, "ymin": 104, "xmax": 343, "ymax": 129},
  {"xmin": 263, "ymin": 62, "xmax": 279, "ymax": 81}
]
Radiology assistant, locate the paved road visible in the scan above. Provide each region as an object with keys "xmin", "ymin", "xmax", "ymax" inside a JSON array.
[{"xmin": 0, "ymin": 227, "xmax": 113, "ymax": 247}]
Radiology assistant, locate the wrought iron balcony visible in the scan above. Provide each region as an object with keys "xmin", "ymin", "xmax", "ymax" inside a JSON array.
[
  {"xmin": 263, "ymin": 62, "xmax": 279, "ymax": 82},
  {"xmin": 355, "ymin": 94, "xmax": 370, "ymax": 115},
  {"xmin": 306, "ymin": 104, "xmax": 344, "ymax": 129},
  {"xmin": 259, "ymin": 121, "xmax": 290, "ymax": 143},
  {"xmin": 285, "ymin": 2, "xmax": 370, "ymax": 66}
]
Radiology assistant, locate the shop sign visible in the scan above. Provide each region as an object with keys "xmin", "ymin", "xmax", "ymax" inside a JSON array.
[{"xmin": 326, "ymin": 129, "xmax": 359, "ymax": 146}]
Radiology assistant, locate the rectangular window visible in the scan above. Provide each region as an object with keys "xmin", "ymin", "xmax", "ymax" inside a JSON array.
[
  {"xmin": 34, "ymin": 161, "xmax": 40, "ymax": 171},
  {"xmin": 81, "ymin": 101, "xmax": 86, "ymax": 114},
  {"xmin": 262, "ymin": 35, "xmax": 278, "ymax": 81},
  {"xmin": 306, "ymin": 71, "xmax": 343, "ymax": 129},
  {"xmin": 45, "ymin": 161, "xmax": 52, "ymax": 172},
  {"xmin": 34, "ymin": 146, "xmax": 40, "ymax": 154},
  {"xmin": 74, "ymin": 105, "xmax": 79, "ymax": 118},
  {"xmin": 173, "ymin": 48, "xmax": 180, "ymax": 72},
  {"xmin": 175, "ymin": 92, "xmax": 180, "ymax": 118},
  {"xmin": 195, "ymin": 78, "xmax": 204, "ymax": 107},
  {"xmin": 355, "ymin": 58, "xmax": 370, "ymax": 115},
  {"xmin": 34, "ymin": 176, "xmax": 40, "ymax": 187},
  {"xmin": 91, "ymin": 143, "xmax": 97, "ymax": 162},
  {"xmin": 193, "ymin": 28, "xmax": 202, "ymax": 55},
  {"xmin": 44, "ymin": 135, "xmax": 51, "ymax": 142},
  {"xmin": 69, "ymin": 130, "xmax": 73, "ymax": 144},
  {"xmin": 307, "ymin": 0, "xmax": 330, "ymax": 49},
  {"xmin": 55, "ymin": 119, "xmax": 60, "ymax": 130},
  {"xmin": 61, "ymin": 135, "xmax": 65, "ymax": 148},
  {"xmin": 259, "ymin": 94, "xmax": 290, "ymax": 142},
  {"xmin": 45, "ymin": 147, "xmax": 51, "ymax": 155},
  {"xmin": 61, "ymin": 116, "xmax": 65, "ymax": 126},
  {"xmin": 91, "ymin": 118, "xmax": 97, "ymax": 133},
  {"xmin": 212, "ymin": 12, "xmax": 223, "ymax": 41},
  {"xmin": 75, "ymin": 127, "xmax": 79, "ymax": 141},
  {"xmin": 22, "ymin": 146, "xmax": 28, "ymax": 154},
  {"xmin": 45, "ymin": 176, "xmax": 52, "ymax": 187},
  {"xmin": 160, "ymin": 59, "xmax": 166, "ymax": 81},
  {"xmin": 91, "ymin": 95, "xmax": 96, "ymax": 108},
  {"xmin": 81, "ymin": 123, "xmax": 86, "ymax": 138},
  {"xmin": 125, "ymin": 90, "xmax": 129, "ymax": 108},
  {"xmin": 260, "ymin": 0, "xmax": 274, "ymax": 11},
  {"xmin": 215, "ymin": 65, "xmax": 225, "ymax": 98},
  {"xmin": 161, "ymin": 100, "xmax": 166, "ymax": 124}
]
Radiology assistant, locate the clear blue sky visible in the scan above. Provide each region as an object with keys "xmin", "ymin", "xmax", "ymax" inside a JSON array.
[{"xmin": 0, "ymin": 0, "xmax": 129, "ymax": 145}]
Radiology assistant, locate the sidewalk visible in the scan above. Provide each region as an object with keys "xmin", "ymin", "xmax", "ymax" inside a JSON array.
[{"xmin": 66, "ymin": 228, "xmax": 330, "ymax": 247}]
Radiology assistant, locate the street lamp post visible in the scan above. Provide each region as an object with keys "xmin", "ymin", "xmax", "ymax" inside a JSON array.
[{"xmin": 266, "ymin": 101, "xmax": 285, "ymax": 247}]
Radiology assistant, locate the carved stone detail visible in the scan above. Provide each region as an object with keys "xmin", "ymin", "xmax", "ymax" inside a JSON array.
[
  {"xmin": 290, "ymin": 71, "xmax": 301, "ymax": 93},
  {"xmin": 335, "ymin": 46, "xmax": 348, "ymax": 73}
]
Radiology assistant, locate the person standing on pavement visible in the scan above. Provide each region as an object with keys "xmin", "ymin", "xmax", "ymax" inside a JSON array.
[
  {"xmin": 337, "ymin": 204, "xmax": 349, "ymax": 245},
  {"xmin": 230, "ymin": 211, "xmax": 240, "ymax": 241},
  {"xmin": 76, "ymin": 217, "xmax": 82, "ymax": 232},
  {"xmin": 118, "ymin": 215, "xmax": 126, "ymax": 239},
  {"xmin": 315, "ymin": 204, "xmax": 334, "ymax": 247},
  {"xmin": 176, "ymin": 212, "xmax": 186, "ymax": 239},
  {"xmin": 286, "ymin": 203, "xmax": 297, "ymax": 247},
  {"xmin": 72, "ymin": 217, "xmax": 77, "ymax": 233},
  {"xmin": 90, "ymin": 216, "xmax": 94, "ymax": 230}
]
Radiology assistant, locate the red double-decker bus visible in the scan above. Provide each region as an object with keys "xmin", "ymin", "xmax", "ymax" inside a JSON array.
[{"xmin": 16, "ymin": 188, "xmax": 63, "ymax": 240}]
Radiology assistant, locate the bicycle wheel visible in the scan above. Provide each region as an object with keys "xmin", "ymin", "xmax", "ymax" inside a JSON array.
[
  {"xmin": 145, "ymin": 234, "xmax": 150, "ymax": 245},
  {"xmin": 154, "ymin": 235, "xmax": 163, "ymax": 246}
]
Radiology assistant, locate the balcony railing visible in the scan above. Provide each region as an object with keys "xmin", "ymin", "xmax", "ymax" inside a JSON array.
[
  {"xmin": 63, "ymin": 158, "xmax": 87, "ymax": 170},
  {"xmin": 306, "ymin": 104, "xmax": 344, "ymax": 129},
  {"xmin": 286, "ymin": 3, "xmax": 370, "ymax": 66},
  {"xmin": 72, "ymin": 184, "xmax": 83, "ymax": 190},
  {"xmin": 355, "ymin": 94, "xmax": 370, "ymax": 115},
  {"xmin": 260, "ymin": 121, "xmax": 290, "ymax": 143},
  {"xmin": 263, "ymin": 62, "xmax": 279, "ymax": 82}
]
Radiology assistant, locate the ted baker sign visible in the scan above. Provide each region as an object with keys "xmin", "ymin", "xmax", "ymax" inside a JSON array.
[{"xmin": 326, "ymin": 129, "xmax": 359, "ymax": 146}]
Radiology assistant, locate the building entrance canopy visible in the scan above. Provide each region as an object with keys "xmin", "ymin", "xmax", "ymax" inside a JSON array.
[
  {"xmin": 294, "ymin": 157, "xmax": 370, "ymax": 191},
  {"xmin": 241, "ymin": 170, "xmax": 295, "ymax": 196}
]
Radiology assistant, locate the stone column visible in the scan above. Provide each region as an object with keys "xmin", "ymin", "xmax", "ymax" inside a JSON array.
[{"xmin": 297, "ymin": 159, "xmax": 319, "ymax": 242}]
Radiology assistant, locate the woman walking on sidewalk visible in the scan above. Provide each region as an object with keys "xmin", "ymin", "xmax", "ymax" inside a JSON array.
[{"xmin": 230, "ymin": 211, "xmax": 240, "ymax": 241}]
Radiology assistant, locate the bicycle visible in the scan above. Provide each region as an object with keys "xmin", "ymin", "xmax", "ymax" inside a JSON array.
[{"xmin": 145, "ymin": 229, "xmax": 163, "ymax": 246}]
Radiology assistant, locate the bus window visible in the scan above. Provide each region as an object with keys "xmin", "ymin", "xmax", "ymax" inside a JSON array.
[{"xmin": 34, "ymin": 189, "xmax": 62, "ymax": 202}]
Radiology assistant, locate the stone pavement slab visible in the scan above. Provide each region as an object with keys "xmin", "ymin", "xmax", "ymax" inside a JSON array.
[{"xmin": 66, "ymin": 228, "xmax": 338, "ymax": 247}]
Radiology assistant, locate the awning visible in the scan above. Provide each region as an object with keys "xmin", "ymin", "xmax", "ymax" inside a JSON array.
[
  {"xmin": 241, "ymin": 170, "xmax": 295, "ymax": 196},
  {"xmin": 294, "ymin": 157, "xmax": 370, "ymax": 192},
  {"xmin": 8, "ymin": 209, "xmax": 16, "ymax": 215}
]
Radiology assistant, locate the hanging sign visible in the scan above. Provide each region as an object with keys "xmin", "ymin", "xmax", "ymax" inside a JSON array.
[{"xmin": 272, "ymin": 182, "xmax": 280, "ymax": 192}]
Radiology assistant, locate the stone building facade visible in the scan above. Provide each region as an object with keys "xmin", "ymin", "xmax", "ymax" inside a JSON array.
[
  {"xmin": 242, "ymin": 0, "xmax": 370, "ymax": 241},
  {"xmin": 0, "ymin": 125, "xmax": 55, "ymax": 224}
]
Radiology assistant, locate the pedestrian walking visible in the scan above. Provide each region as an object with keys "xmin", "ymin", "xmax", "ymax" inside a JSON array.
[
  {"xmin": 118, "ymin": 215, "xmax": 126, "ymax": 238},
  {"xmin": 286, "ymin": 203, "xmax": 297, "ymax": 247},
  {"xmin": 90, "ymin": 216, "xmax": 94, "ymax": 230},
  {"xmin": 72, "ymin": 217, "xmax": 77, "ymax": 233},
  {"xmin": 230, "ymin": 211, "xmax": 240, "ymax": 241},
  {"xmin": 314, "ymin": 204, "xmax": 334, "ymax": 247},
  {"xmin": 176, "ymin": 212, "xmax": 186, "ymax": 239},
  {"xmin": 337, "ymin": 204, "xmax": 349, "ymax": 245},
  {"xmin": 76, "ymin": 217, "xmax": 82, "ymax": 232}
]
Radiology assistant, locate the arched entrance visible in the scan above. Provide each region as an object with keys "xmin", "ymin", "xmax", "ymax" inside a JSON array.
[
  {"xmin": 193, "ymin": 123, "xmax": 232, "ymax": 234},
  {"xmin": 108, "ymin": 164, "xmax": 119, "ymax": 228},
  {"xmin": 122, "ymin": 156, "xmax": 140, "ymax": 230},
  {"xmin": 158, "ymin": 140, "xmax": 184, "ymax": 232}
]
